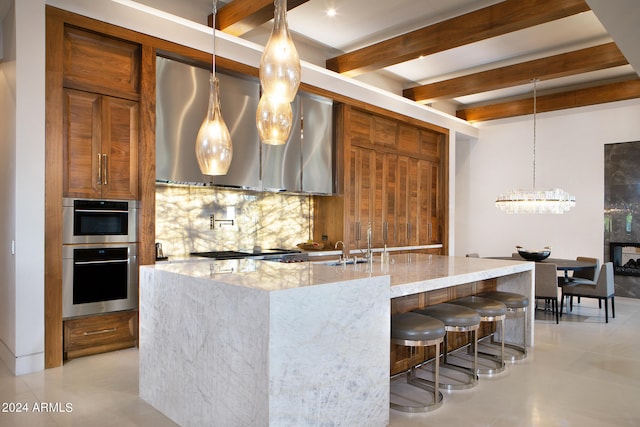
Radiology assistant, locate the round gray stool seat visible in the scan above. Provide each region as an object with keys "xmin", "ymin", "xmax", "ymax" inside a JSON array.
[
  {"xmin": 392, "ymin": 312, "xmax": 446, "ymax": 344},
  {"xmin": 450, "ymin": 296, "xmax": 507, "ymax": 318},
  {"xmin": 390, "ymin": 312, "xmax": 445, "ymax": 412},
  {"xmin": 477, "ymin": 291, "xmax": 529, "ymax": 309},
  {"xmin": 413, "ymin": 303, "xmax": 481, "ymax": 390},
  {"xmin": 450, "ymin": 296, "xmax": 507, "ymax": 375},
  {"xmin": 414, "ymin": 303, "xmax": 481, "ymax": 328}
]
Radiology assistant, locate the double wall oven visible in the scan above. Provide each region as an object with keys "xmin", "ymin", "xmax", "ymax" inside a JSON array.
[{"xmin": 62, "ymin": 198, "xmax": 138, "ymax": 318}]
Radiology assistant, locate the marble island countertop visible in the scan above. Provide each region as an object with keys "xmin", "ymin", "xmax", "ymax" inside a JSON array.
[
  {"xmin": 140, "ymin": 253, "xmax": 534, "ymax": 426},
  {"xmin": 149, "ymin": 253, "xmax": 532, "ymax": 297}
]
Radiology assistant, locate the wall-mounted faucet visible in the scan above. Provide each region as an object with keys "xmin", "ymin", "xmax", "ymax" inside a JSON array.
[{"xmin": 210, "ymin": 215, "xmax": 234, "ymax": 229}]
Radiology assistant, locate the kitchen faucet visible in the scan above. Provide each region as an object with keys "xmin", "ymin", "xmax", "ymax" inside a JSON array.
[
  {"xmin": 363, "ymin": 222, "xmax": 372, "ymax": 261},
  {"xmin": 335, "ymin": 240, "xmax": 349, "ymax": 261}
]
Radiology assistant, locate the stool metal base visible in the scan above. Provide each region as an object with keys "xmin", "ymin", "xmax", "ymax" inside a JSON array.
[
  {"xmin": 437, "ymin": 328, "xmax": 478, "ymax": 390},
  {"xmin": 477, "ymin": 300, "xmax": 528, "ymax": 362},
  {"xmin": 390, "ymin": 338, "xmax": 444, "ymax": 413}
]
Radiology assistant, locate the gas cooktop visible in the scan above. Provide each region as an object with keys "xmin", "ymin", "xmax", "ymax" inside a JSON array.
[{"xmin": 190, "ymin": 249, "xmax": 302, "ymax": 260}]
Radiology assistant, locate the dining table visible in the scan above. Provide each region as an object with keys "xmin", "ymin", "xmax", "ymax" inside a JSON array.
[{"xmin": 486, "ymin": 257, "xmax": 597, "ymax": 284}]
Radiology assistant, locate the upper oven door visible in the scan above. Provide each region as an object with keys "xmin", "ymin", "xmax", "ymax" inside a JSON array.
[{"xmin": 63, "ymin": 198, "xmax": 138, "ymax": 244}]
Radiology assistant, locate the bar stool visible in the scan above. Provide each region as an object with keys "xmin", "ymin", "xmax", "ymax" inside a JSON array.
[
  {"xmin": 465, "ymin": 253, "xmax": 529, "ymax": 361},
  {"xmin": 390, "ymin": 312, "xmax": 446, "ymax": 412},
  {"xmin": 476, "ymin": 291, "xmax": 529, "ymax": 361},
  {"xmin": 449, "ymin": 296, "xmax": 507, "ymax": 374},
  {"xmin": 413, "ymin": 303, "xmax": 481, "ymax": 390}
]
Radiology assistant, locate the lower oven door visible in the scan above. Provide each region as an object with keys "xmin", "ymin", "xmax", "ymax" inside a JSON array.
[{"xmin": 63, "ymin": 243, "xmax": 138, "ymax": 318}]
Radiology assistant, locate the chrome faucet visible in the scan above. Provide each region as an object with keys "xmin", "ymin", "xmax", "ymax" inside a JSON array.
[{"xmin": 335, "ymin": 240, "xmax": 349, "ymax": 261}]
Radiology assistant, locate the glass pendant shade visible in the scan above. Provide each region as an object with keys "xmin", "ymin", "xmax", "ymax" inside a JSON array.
[
  {"xmin": 256, "ymin": 94, "xmax": 293, "ymax": 145},
  {"xmin": 259, "ymin": 0, "xmax": 300, "ymax": 103},
  {"xmin": 195, "ymin": 75, "xmax": 233, "ymax": 175}
]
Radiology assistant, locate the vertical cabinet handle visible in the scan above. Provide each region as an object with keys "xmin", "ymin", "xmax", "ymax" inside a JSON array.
[
  {"xmin": 428, "ymin": 222, "xmax": 432, "ymax": 240},
  {"xmin": 102, "ymin": 154, "xmax": 108, "ymax": 185},
  {"xmin": 97, "ymin": 154, "xmax": 102, "ymax": 185},
  {"xmin": 355, "ymin": 222, "xmax": 361, "ymax": 242},
  {"xmin": 407, "ymin": 223, "xmax": 412, "ymax": 241},
  {"xmin": 383, "ymin": 221, "xmax": 388, "ymax": 243}
]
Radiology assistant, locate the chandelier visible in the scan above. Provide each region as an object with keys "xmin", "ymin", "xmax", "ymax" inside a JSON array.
[
  {"xmin": 496, "ymin": 80, "xmax": 575, "ymax": 214},
  {"xmin": 195, "ymin": 0, "xmax": 233, "ymax": 175},
  {"xmin": 256, "ymin": 0, "xmax": 300, "ymax": 145}
]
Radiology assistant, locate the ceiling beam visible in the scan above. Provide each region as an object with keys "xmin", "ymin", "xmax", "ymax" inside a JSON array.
[
  {"xmin": 404, "ymin": 42, "xmax": 627, "ymax": 102},
  {"xmin": 326, "ymin": 0, "xmax": 591, "ymax": 77},
  {"xmin": 209, "ymin": 0, "xmax": 310, "ymax": 37},
  {"xmin": 456, "ymin": 78, "xmax": 640, "ymax": 122}
]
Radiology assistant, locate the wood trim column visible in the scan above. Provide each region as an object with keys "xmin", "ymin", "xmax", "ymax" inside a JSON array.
[
  {"xmin": 44, "ymin": 8, "xmax": 64, "ymax": 368},
  {"xmin": 138, "ymin": 45, "xmax": 156, "ymax": 267}
]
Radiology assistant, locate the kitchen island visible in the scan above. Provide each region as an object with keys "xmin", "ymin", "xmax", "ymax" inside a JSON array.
[{"xmin": 139, "ymin": 254, "xmax": 533, "ymax": 426}]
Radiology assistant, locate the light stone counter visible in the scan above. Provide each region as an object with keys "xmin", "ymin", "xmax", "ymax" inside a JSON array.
[
  {"xmin": 139, "ymin": 254, "xmax": 533, "ymax": 426},
  {"xmin": 139, "ymin": 259, "xmax": 391, "ymax": 427}
]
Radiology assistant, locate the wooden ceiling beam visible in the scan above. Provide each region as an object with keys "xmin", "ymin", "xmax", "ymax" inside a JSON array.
[
  {"xmin": 404, "ymin": 42, "xmax": 627, "ymax": 102},
  {"xmin": 209, "ymin": 0, "xmax": 309, "ymax": 37},
  {"xmin": 326, "ymin": 0, "xmax": 591, "ymax": 77},
  {"xmin": 456, "ymin": 78, "xmax": 640, "ymax": 122}
]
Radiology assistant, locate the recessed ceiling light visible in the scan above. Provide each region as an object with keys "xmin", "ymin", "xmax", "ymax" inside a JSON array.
[{"xmin": 326, "ymin": 8, "xmax": 336, "ymax": 17}]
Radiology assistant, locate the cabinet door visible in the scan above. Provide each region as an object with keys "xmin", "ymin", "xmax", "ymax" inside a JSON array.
[
  {"xmin": 426, "ymin": 160, "xmax": 443, "ymax": 244},
  {"xmin": 101, "ymin": 96, "xmax": 139, "ymax": 200},
  {"xmin": 395, "ymin": 156, "xmax": 410, "ymax": 246},
  {"xmin": 346, "ymin": 146, "xmax": 374, "ymax": 249},
  {"xmin": 63, "ymin": 89, "xmax": 102, "ymax": 198},
  {"xmin": 383, "ymin": 154, "xmax": 398, "ymax": 246},
  {"xmin": 416, "ymin": 159, "xmax": 443, "ymax": 245}
]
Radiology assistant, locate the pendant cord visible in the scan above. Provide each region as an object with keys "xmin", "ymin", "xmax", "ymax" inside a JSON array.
[
  {"xmin": 212, "ymin": 0, "xmax": 218, "ymax": 74},
  {"xmin": 532, "ymin": 78, "xmax": 538, "ymax": 189}
]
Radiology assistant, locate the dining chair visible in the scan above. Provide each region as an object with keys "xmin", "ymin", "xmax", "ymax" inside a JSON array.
[
  {"xmin": 566, "ymin": 256, "xmax": 600, "ymax": 305},
  {"xmin": 571, "ymin": 256, "xmax": 599, "ymax": 283},
  {"xmin": 534, "ymin": 262, "xmax": 559, "ymax": 323},
  {"xmin": 561, "ymin": 262, "xmax": 615, "ymax": 323}
]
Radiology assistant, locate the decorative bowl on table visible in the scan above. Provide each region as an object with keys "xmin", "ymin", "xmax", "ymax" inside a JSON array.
[{"xmin": 516, "ymin": 245, "xmax": 551, "ymax": 261}]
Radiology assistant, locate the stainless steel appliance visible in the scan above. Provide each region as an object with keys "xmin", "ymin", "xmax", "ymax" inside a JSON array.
[
  {"xmin": 155, "ymin": 56, "xmax": 333, "ymax": 194},
  {"xmin": 62, "ymin": 244, "xmax": 138, "ymax": 318},
  {"xmin": 190, "ymin": 249, "xmax": 307, "ymax": 263},
  {"xmin": 62, "ymin": 198, "xmax": 138, "ymax": 318},
  {"xmin": 63, "ymin": 198, "xmax": 138, "ymax": 244}
]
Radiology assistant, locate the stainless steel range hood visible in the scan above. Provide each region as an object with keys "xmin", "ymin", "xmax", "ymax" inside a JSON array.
[
  {"xmin": 156, "ymin": 56, "xmax": 261, "ymax": 189},
  {"xmin": 156, "ymin": 56, "xmax": 333, "ymax": 194}
]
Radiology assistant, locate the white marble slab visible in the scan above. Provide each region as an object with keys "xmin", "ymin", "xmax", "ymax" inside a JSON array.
[
  {"xmin": 140, "ymin": 261, "xmax": 390, "ymax": 427},
  {"xmin": 140, "ymin": 254, "xmax": 534, "ymax": 426},
  {"xmin": 385, "ymin": 253, "xmax": 533, "ymax": 298}
]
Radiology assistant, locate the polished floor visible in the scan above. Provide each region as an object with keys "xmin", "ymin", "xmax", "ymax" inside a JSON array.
[{"xmin": 1, "ymin": 297, "xmax": 639, "ymax": 426}]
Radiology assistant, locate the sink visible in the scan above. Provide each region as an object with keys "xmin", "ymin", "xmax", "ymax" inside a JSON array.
[{"xmin": 321, "ymin": 258, "xmax": 372, "ymax": 266}]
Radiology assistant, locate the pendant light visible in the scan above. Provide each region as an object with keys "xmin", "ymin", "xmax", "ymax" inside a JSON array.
[
  {"xmin": 195, "ymin": 0, "xmax": 233, "ymax": 175},
  {"xmin": 257, "ymin": 0, "xmax": 300, "ymax": 145},
  {"xmin": 256, "ymin": 94, "xmax": 293, "ymax": 145},
  {"xmin": 496, "ymin": 79, "xmax": 575, "ymax": 214}
]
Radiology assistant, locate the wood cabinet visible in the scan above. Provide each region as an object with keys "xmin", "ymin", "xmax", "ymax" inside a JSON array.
[
  {"xmin": 62, "ymin": 26, "xmax": 140, "ymax": 200},
  {"xmin": 63, "ymin": 89, "xmax": 139, "ymax": 199},
  {"xmin": 324, "ymin": 104, "xmax": 446, "ymax": 251},
  {"xmin": 63, "ymin": 311, "xmax": 138, "ymax": 360}
]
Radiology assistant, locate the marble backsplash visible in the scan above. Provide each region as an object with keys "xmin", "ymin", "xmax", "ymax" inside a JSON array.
[{"xmin": 156, "ymin": 184, "xmax": 311, "ymax": 257}]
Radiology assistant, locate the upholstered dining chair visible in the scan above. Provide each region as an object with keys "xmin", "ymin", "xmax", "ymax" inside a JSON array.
[
  {"xmin": 534, "ymin": 262, "xmax": 559, "ymax": 323},
  {"xmin": 570, "ymin": 256, "xmax": 600, "ymax": 283},
  {"xmin": 561, "ymin": 262, "xmax": 615, "ymax": 323}
]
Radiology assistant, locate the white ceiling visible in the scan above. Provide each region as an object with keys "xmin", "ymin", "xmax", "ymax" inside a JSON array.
[{"xmin": 135, "ymin": 0, "xmax": 640, "ymax": 113}]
